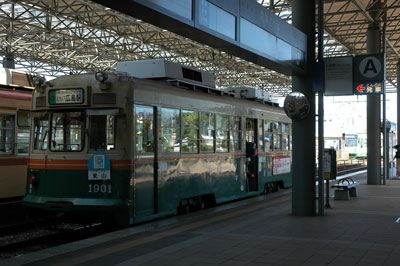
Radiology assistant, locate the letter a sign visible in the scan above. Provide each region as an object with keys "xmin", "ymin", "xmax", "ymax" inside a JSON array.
[{"xmin": 353, "ymin": 53, "xmax": 385, "ymax": 82}]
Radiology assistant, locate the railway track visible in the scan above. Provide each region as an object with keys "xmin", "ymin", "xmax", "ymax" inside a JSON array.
[
  {"xmin": 337, "ymin": 165, "xmax": 367, "ymax": 176},
  {"xmin": 0, "ymin": 200, "xmax": 122, "ymax": 259},
  {"xmin": 335, "ymin": 158, "xmax": 367, "ymax": 176},
  {"xmin": 0, "ymin": 162, "xmax": 367, "ymax": 260},
  {"xmin": 0, "ymin": 221, "xmax": 118, "ymax": 259}
]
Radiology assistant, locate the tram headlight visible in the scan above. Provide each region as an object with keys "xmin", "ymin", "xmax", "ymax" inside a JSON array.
[
  {"xmin": 95, "ymin": 72, "xmax": 108, "ymax": 83},
  {"xmin": 95, "ymin": 72, "xmax": 112, "ymax": 90},
  {"xmin": 32, "ymin": 75, "xmax": 46, "ymax": 87}
]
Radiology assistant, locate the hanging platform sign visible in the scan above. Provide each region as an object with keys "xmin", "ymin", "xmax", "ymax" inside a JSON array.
[
  {"xmin": 88, "ymin": 150, "xmax": 111, "ymax": 180},
  {"xmin": 324, "ymin": 56, "xmax": 353, "ymax": 96},
  {"xmin": 353, "ymin": 53, "xmax": 385, "ymax": 94},
  {"xmin": 353, "ymin": 53, "xmax": 385, "ymax": 82},
  {"xmin": 324, "ymin": 53, "xmax": 385, "ymax": 96}
]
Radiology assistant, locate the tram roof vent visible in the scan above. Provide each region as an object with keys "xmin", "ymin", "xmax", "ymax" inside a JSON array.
[
  {"xmin": 222, "ymin": 86, "xmax": 271, "ymax": 103},
  {"xmin": 115, "ymin": 59, "xmax": 215, "ymax": 88},
  {"xmin": 0, "ymin": 67, "xmax": 35, "ymax": 90}
]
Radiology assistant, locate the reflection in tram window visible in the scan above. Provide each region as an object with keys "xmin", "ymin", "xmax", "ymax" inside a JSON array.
[
  {"xmin": 264, "ymin": 133, "xmax": 272, "ymax": 152},
  {"xmin": 33, "ymin": 113, "xmax": 49, "ymax": 151},
  {"xmin": 0, "ymin": 115, "xmax": 14, "ymax": 153},
  {"xmin": 273, "ymin": 137, "xmax": 281, "ymax": 150},
  {"xmin": 230, "ymin": 116, "xmax": 241, "ymax": 151},
  {"xmin": 135, "ymin": 106, "xmax": 154, "ymax": 153},
  {"xmin": 282, "ymin": 134, "xmax": 289, "ymax": 151},
  {"xmin": 200, "ymin": 112, "xmax": 215, "ymax": 152},
  {"xmin": 264, "ymin": 120, "xmax": 272, "ymax": 132},
  {"xmin": 161, "ymin": 108, "xmax": 180, "ymax": 153},
  {"xmin": 282, "ymin": 123, "xmax": 290, "ymax": 151},
  {"xmin": 17, "ymin": 110, "xmax": 30, "ymax": 153},
  {"xmin": 89, "ymin": 115, "xmax": 116, "ymax": 151},
  {"xmin": 258, "ymin": 120, "xmax": 263, "ymax": 151},
  {"xmin": 281, "ymin": 123, "xmax": 289, "ymax": 133},
  {"xmin": 245, "ymin": 119, "xmax": 254, "ymax": 142},
  {"xmin": 182, "ymin": 110, "xmax": 199, "ymax": 153},
  {"xmin": 50, "ymin": 112, "xmax": 85, "ymax": 151},
  {"xmin": 264, "ymin": 120, "xmax": 273, "ymax": 152},
  {"xmin": 216, "ymin": 114, "xmax": 229, "ymax": 152},
  {"xmin": 273, "ymin": 121, "xmax": 281, "ymax": 133}
]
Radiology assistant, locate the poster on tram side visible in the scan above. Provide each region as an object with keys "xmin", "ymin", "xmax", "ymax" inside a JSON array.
[{"xmin": 273, "ymin": 156, "xmax": 291, "ymax": 175}]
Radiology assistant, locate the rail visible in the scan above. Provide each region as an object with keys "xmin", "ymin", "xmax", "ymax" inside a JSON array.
[
  {"xmin": 337, "ymin": 159, "xmax": 367, "ymax": 176},
  {"xmin": 337, "ymin": 158, "xmax": 367, "ymax": 168}
]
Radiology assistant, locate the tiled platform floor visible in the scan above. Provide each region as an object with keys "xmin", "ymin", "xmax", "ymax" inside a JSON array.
[{"xmin": 5, "ymin": 172, "xmax": 400, "ymax": 266}]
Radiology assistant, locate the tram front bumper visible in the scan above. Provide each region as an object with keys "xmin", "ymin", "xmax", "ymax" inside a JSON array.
[{"xmin": 23, "ymin": 195, "xmax": 128, "ymax": 213}]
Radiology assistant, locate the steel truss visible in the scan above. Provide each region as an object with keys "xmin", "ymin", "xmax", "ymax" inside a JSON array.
[
  {"xmin": 0, "ymin": 0, "xmax": 291, "ymax": 96},
  {"xmin": 0, "ymin": 0, "xmax": 399, "ymax": 95}
]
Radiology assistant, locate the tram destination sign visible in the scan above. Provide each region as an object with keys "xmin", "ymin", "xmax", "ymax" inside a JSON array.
[{"xmin": 49, "ymin": 88, "xmax": 84, "ymax": 105}]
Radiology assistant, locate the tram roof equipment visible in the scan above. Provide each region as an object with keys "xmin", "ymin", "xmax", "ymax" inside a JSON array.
[
  {"xmin": 0, "ymin": 67, "xmax": 34, "ymax": 91},
  {"xmin": 116, "ymin": 59, "xmax": 215, "ymax": 89}
]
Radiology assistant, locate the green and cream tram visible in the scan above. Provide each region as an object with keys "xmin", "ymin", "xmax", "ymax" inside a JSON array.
[{"xmin": 24, "ymin": 60, "xmax": 292, "ymax": 225}]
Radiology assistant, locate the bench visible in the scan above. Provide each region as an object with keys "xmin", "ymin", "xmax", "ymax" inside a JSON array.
[{"xmin": 331, "ymin": 177, "xmax": 359, "ymax": 200}]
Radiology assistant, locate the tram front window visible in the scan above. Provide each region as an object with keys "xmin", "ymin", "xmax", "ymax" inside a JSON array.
[
  {"xmin": 33, "ymin": 113, "xmax": 49, "ymax": 151},
  {"xmin": 89, "ymin": 115, "xmax": 116, "ymax": 151},
  {"xmin": 50, "ymin": 111, "xmax": 85, "ymax": 151}
]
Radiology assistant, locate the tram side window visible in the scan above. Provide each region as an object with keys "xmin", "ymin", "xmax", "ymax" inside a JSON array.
[
  {"xmin": 273, "ymin": 121, "xmax": 282, "ymax": 150},
  {"xmin": 161, "ymin": 108, "xmax": 180, "ymax": 153},
  {"xmin": 135, "ymin": 106, "xmax": 154, "ymax": 153},
  {"xmin": 33, "ymin": 113, "xmax": 49, "ymax": 151},
  {"xmin": 182, "ymin": 110, "xmax": 199, "ymax": 153},
  {"xmin": 258, "ymin": 120, "xmax": 263, "ymax": 151},
  {"xmin": 216, "ymin": 114, "xmax": 229, "ymax": 152},
  {"xmin": 17, "ymin": 110, "xmax": 30, "ymax": 153},
  {"xmin": 263, "ymin": 120, "xmax": 273, "ymax": 152},
  {"xmin": 230, "ymin": 116, "xmax": 241, "ymax": 151},
  {"xmin": 50, "ymin": 112, "xmax": 85, "ymax": 152},
  {"xmin": 89, "ymin": 115, "xmax": 116, "ymax": 151},
  {"xmin": 0, "ymin": 115, "xmax": 14, "ymax": 154},
  {"xmin": 200, "ymin": 112, "xmax": 215, "ymax": 152},
  {"xmin": 281, "ymin": 123, "xmax": 290, "ymax": 151}
]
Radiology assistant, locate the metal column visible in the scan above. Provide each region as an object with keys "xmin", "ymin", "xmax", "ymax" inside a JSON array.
[
  {"xmin": 3, "ymin": 2, "xmax": 15, "ymax": 69},
  {"xmin": 397, "ymin": 62, "xmax": 400, "ymax": 177},
  {"xmin": 367, "ymin": 23, "xmax": 381, "ymax": 185},
  {"xmin": 291, "ymin": 0, "xmax": 316, "ymax": 216},
  {"xmin": 383, "ymin": 10, "xmax": 387, "ymax": 184},
  {"xmin": 317, "ymin": 0, "xmax": 325, "ymax": 215}
]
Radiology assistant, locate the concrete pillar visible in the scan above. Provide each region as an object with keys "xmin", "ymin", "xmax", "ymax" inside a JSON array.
[
  {"xmin": 291, "ymin": 0, "xmax": 316, "ymax": 216},
  {"xmin": 366, "ymin": 23, "xmax": 381, "ymax": 185}
]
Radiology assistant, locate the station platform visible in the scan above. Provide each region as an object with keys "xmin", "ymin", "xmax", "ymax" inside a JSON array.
[{"xmin": 5, "ymin": 172, "xmax": 400, "ymax": 266}]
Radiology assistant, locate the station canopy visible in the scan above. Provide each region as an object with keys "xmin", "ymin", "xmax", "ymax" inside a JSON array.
[{"xmin": 0, "ymin": 0, "xmax": 399, "ymax": 96}]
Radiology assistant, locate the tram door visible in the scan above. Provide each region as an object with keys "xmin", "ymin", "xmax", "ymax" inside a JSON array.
[
  {"xmin": 245, "ymin": 118, "xmax": 258, "ymax": 192},
  {"xmin": 134, "ymin": 105, "xmax": 156, "ymax": 217}
]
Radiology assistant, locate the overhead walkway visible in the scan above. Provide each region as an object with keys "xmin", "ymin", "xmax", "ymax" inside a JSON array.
[{"xmin": 5, "ymin": 172, "xmax": 400, "ymax": 266}]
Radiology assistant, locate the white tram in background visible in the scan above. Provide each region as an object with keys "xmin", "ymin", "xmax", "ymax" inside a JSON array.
[{"xmin": 0, "ymin": 67, "xmax": 33, "ymax": 202}]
